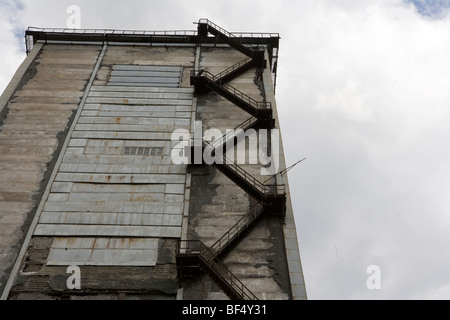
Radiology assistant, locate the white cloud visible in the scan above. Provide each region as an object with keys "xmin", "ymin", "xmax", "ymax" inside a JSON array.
[
  {"xmin": 276, "ymin": 0, "xmax": 450, "ymax": 299},
  {"xmin": 0, "ymin": 0, "xmax": 26, "ymax": 94}
]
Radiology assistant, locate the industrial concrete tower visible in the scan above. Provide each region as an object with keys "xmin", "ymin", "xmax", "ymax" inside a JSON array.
[{"xmin": 0, "ymin": 19, "xmax": 307, "ymax": 300}]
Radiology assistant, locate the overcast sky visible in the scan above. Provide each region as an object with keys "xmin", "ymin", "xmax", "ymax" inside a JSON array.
[{"xmin": 1, "ymin": 0, "xmax": 450, "ymax": 300}]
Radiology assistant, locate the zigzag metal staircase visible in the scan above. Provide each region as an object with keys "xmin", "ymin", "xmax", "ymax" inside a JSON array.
[
  {"xmin": 177, "ymin": 203, "xmax": 267, "ymax": 300},
  {"xmin": 177, "ymin": 19, "xmax": 285, "ymax": 300},
  {"xmin": 191, "ymin": 19, "xmax": 273, "ymax": 124}
]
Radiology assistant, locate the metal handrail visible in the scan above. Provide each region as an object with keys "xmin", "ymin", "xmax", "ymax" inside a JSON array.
[
  {"xmin": 221, "ymin": 151, "xmax": 284, "ymax": 195},
  {"xmin": 198, "ymin": 19, "xmax": 234, "ymax": 40},
  {"xmin": 198, "ymin": 138, "xmax": 284, "ymax": 196},
  {"xmin": 177, "ymin": 240, "xmax": 258, "ymax": 300},
  {"xmin": 178, "ymin": 20, "xmax": 283, "ymax": 301},
  {"xmin": 193, "ymin": 70, "xmax": 272, "ymax": 110},
  {"xmin": 214, "ymin": 57, "xmax": 253, "ymax": 81},
  {"xmin": 200, "ymin": 254, "xmax": 258, "ymax": 300},
  {"xmin": 26, "ymin": 26, "xmax": 198, "ymax": 36},
  {"xmin": 209, "ymin": 202, "xmax": 265, "ymax": 256},
  {"xmin": 209, "ymin": 116, "xmax": 258, "ymax": 150},
  {"xmin": 198, "ymin": 19, "xmax": 259, "ymax": 50},
  {"xmin": 27, "ymin": 24, "xmax": 279, "ymax": 39},
  {"xmin": 231, "ymin": 32, "xmax": 280, "ymax": 39}
]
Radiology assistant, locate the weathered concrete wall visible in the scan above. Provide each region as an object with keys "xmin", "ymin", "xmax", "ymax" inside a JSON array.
[
  {"xmin": 10, "ymin": 237, "xmax": 178, "ymax": 299},
  {"xmin": 97, "ymin": 46, "xmax": 194, "ymax": 88},
  {"xmin": 0, "ymin": 43, "xmax": 101, "ymax": 295},
  {"xmin": 182, "ymin": 46, "xmax": 292, "ymax": 300},
  {"xmin": 2, "ymin": 40, "xmax": 305, "ymax": 300},
  {"xmin": 4, "ymin": 44, "xmax": 195, "ymax": 300}
]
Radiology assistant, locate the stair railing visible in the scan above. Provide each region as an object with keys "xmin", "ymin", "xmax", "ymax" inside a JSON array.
[
  {"xmin": 177, "ymin": 240, "xmax": 258, "ymax": 300},
  {"xmin": 198, "ymin": 18, "xmax": 260, "ymax": 51},
  {"xmin": 209, "ymin": 202, "xmax": 265, "ymax": 257},
  {"xmin": 193, "ymin": 69, "xmax": 271, "ymax": 111},
  {"xmin": 214, "ymin": 57, "xmax": 254, "ymax": 81}
]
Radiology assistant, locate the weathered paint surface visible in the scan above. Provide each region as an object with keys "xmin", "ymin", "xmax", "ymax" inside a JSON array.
[
  {"xmin": 1, "ymin": 39, "xmax": 306, "ymax": 300},
  {"xmin": 3, "ymin": 44, "xmax": 195, "ymax": 299},
  {"xmin": 182, "ymin": 46, "xmax": 292, "ymax": 300},
  {"xmin": 33, "ymin": 45, "xmax": 195, "ymax": 266},
  {"xmin": 0, "ymin": 44, "xmax": 101, "ymax": 295}
]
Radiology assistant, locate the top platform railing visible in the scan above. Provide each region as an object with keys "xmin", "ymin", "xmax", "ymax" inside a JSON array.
[
  {"xmin": 25, "ymin": 23, "xmax": 280, "ymax": 60},
  {"xmin": 26, "ymin": 27, "xmax": 198, "ymax": 36},
  {"xmin": 25, "ymin": 27, "xmax": 198, "ymax": 53},
  {"xmin": 26, "ymin": 25, "xmax": 279, "ymax": 39},
  {"xmin": 197, "ymin": 19, "xmax": 279, "ymax": 39},
  {"xmin": 24, "ymin": 21, "xmax": 280, "ymax": 92}
]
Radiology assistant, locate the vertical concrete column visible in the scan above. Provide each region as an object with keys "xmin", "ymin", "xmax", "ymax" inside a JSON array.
[{"xmin": 177, "ymin": 45, "xmax": 202, "ymax": 301}]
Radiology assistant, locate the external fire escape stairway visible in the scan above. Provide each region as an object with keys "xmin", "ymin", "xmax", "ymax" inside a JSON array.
[
  {"xmin": 177, "ymin": 203, "xmax": 267, "ymax": 300},
  {"xmin": 184, "ymin": 132, "xmax": 284, "ymax": 299},
  {"xmin": 200, "ymin": 116, "xmax": 286, "ymax": 215},
  {"xmin": 197, "ymin": 19, "xmax": 265, "ymax": 69},
  {"xmin": 191, "ymin": 69, "xmax": 273, "ymax": 121},
  {"xmin": 212, "ymin": 57, "xmax": 256, "ymax": 85},
  {"xmin": 177, "ymin": 240, "xmax": 259, "ymax": 300},
  {"xmin": 191, "ymin": 57, "xmax": 260, "ymax": 100},
  {"xmin": 207, "ymin": 116, "xmax": 260, "ymax": 152},
  {"xmin": 208, "ymin": 202, "xmax": 267, "ymax": 259},
  {"xmin": 213, "ymin": 147, "xmax": 285, "ymax": 210},
  {"xmin": 176, "ymin": 202, "xmax": 270, "ymax": 300},
  {"xmin": 191, "ymin": 136, "xmax": 286, "ymax": 214},
  {"xmin": 177, "ymin": 20, "xmax": 285, "ymax": 300},
  {"xmin": 193, "ymin": 19, "xmax": 272, "ymax": 122}
]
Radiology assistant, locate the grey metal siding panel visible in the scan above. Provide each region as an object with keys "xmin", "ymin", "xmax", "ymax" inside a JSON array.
[
  {"xmin": 108, "ymin": 77, "xmax": 180, "ymax": 84},
  {"xmin": 37, "ymin": 68, "xmax": 193, "ymax": 266},
  {"xmin": 89, "ymin": 85, "xmax": 193, "ymax": 93},
  {"xmin": 35, "ymin": 224, "xmax": 181, "ymax": 238},
  {"xmin": 112, "ymin": 65, "xmax": 182, "ymax": 72},
  {"xmin": 108, "ymin": 64, "xmax": 182, "ymax": 87},
  {"xmin": 111, "ymin": 70, "xmax": 180, "ymax": 77},
  {"xmin": 107, "ymin": 82, "xmax": 179, "ymax": 87},
  {"xmin": 46, "ymin": 237, "xmax": 159, "ymax": 266}
]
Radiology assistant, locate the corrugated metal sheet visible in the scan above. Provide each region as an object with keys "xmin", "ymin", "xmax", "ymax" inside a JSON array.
[
  {"xmin": 38, "ymin": 64, "xmax": 193, "ymax": 266},
  {"xmin": 108, "ymin": 64, "xmax": 182, "ymax": 87},
  {"xmin": 47, "ymin": 237, "xmax": 159, "ymax": 266}
]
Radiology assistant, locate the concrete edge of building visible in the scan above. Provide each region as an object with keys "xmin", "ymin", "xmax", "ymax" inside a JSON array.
[
  {"xmin": 0, "ymin": 42, "xmax": 43, "ymax": 298},
  {"xmin": 263, "ymin": 50, "xmax": 308, "ymax": 300},
  {"xmin": 0, "ymin": 42, "xmax": 43, "ymax": 117},
  {"xmin": 0, "ymin": 43, "xmax": 107, "ymax": 300},
  {"xmin": 1, "ymin": 28, "xmax": 307, "ymax": 300}
]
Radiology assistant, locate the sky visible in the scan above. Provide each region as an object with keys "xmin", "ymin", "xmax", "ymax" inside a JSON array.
[{"xmin": 1, "ymin": 0, "xmax": 450, "ymax": 300}]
